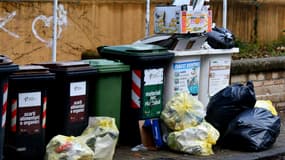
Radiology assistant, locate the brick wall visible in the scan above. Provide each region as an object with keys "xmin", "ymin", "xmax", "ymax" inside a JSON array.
[{"xmin": 230, "ymin": 57, "xmax": 285, "ymax": 113}]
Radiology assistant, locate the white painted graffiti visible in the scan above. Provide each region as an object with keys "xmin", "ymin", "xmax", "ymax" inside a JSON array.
[
  {"xmin": 0, "ymin": 11, "xmax": 20, "ymax": 39},
  {"xmin": 32, "ymin": 4, "xmax": 68, "ymax": 47}
]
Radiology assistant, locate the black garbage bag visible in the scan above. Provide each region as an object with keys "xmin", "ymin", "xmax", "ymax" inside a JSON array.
[
  {"xmin": 206, "ymin": 27, "xmax": 235, "ymax": 49},
  {"xmin": 221, "ymin": 107, "xmax": 281, "ymax": 151},
  {"xmin": 205, "ymin": 81, "xmax": 256, "ymax": 137}
]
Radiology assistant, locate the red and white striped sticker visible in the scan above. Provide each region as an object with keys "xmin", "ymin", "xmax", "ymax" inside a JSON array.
[
  {"xmin": 42, "ymin": 96, "xmax": 47, "ymax": 128},
  {"xmin": 131, "ymin": 70, "xmax": 142, "ymax": 109},
  {"xmin": 2, "ymin": 83, "xmax": 8, "ymax": 128},
  {"xmin": 11, "ymin": 99, "xmax": 17, "ymax": 132}
]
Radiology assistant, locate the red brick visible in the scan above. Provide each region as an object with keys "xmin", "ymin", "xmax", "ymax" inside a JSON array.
[
  {"xmin": 253, "ymin": 81, "xmax": 264, "ymax": 87},
  {"xmin": 274, "ymin": 79, "xmax": 285, "ymax": 85},
  {"xmin": 256, "ymin": 73, "xmax": 266, "ymax": 80},
  {"xmin": 263, "ymin": 80, "xmax": 274, "ymax": 86}
]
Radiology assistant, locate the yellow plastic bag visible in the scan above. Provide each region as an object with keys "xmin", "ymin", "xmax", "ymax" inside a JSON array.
[
  {"xmin": 45, "ymin": 135, "xmax": 95, "ymax": 160},
  {"xmin": 255, "ymin": 100, "xmax": 278, "ymax": 116},
  {"xmin": 45, "ymin": 117, "xmax": 119, "ymax": 160},
  {"xmin": 78, "ymin": 117, "xmax": 119, "ymax": 160},
  {"xmin": 161, "ymin": 92, "xmax": 205, "ymax": 131},
  {"xmin": 167, "ymin": 121, "xmax": 220, "ymax": 156}
]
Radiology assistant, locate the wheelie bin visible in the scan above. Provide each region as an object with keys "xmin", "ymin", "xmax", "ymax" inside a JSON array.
[
  {"xmin": 4, "ymin": 65, "xmax": 54, "ymax": 160},
  {"xmin": 83, "ymin": 59, "xmax": 130, "ymax": 129},
  {"xmin": 34, "ymin": 61, "xmax": 97, "ymax": 143},
  {"xmin": 0, "ymin": 55, "xmax": 18, "ymax": 160},
  {"xmin": 98, "ymin": 43, "xmax": 174, "ymax": 146}
]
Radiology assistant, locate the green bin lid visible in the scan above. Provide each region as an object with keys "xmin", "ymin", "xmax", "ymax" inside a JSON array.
[
  {"xmin": 83, "ymin": 59, "xmax": 130, "ymax": 73},
  {"xmin": 100, "ymin": 44, "xmax": 169, "ymax": 56},
  {"xmin": 98, "ymin": 44, "xmax": 174, "ymax": 68}
]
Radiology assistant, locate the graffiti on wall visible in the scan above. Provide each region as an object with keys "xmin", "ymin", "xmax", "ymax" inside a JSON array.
[
  {"xmin": 32, "ymin": 4, "xmax": 68, "ymax": 47},
  {"xmin": 0, "ymin": 11, "xmax": 20, "ymax": 38}
]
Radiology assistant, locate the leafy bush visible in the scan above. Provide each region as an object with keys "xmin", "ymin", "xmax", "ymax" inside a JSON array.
[{"xmin": 232, "ymin": 36, "xmax": 285, "ymax": 60}]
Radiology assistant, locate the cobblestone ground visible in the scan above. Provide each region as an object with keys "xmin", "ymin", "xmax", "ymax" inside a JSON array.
[{"xmin": 114, "ymin": 113, "xmax": 285, "ymax": 160}]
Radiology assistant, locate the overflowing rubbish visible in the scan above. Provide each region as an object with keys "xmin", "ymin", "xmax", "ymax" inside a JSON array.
[
  {"xmin": 255, "ymin": 100, "xmax": 278, "ymax": 116},
  {"xmin": 205, "ymin": 81, "xmax": 281, "ymax": 152},
  {"xmin": 205, "ymin": 81, "xmax": 256, "ymax": 137},
  {"xmin": 206, "ymin": 26, "xmax": 235, "ymax": 49},
  {"xmin": 161, "ymin": 92, "xmax": 206, "ymax": 131},
  {"xmin": 45, "ymin": 135, "xmax": 95, "ymax": 160},
  {"xmin": 161, "ymin": 92, "xmax": 219, "ymax": 155},
  {"xmin": 45, "ymin": 117, "xmax": 119, "ymax": 160},
  {"xmin": 154, "ymin": 3, "xmax": 212, "ymax": 34},
  {"xmin": 221, "ymin": 107, "xmax": 281, "ymax": 151},
  {"xmin": 167, "ymin": 120, "xmax": 219, "ymax": 156}
]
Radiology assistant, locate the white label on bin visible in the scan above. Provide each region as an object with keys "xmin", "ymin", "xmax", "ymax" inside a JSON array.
[
  {"xmin": 208, "ymin": 58, "xmax": 231, "ymax": 96},
  {"xmin": 70, "ymin": 81, "xmax": 86, "ymax": 96},
  {"xmin": 144, "ymin": 68, "xmax": 164, "ymax": 86},
  {"xmin": 173, "ymin": 60, "xmax": 200, "ymax": 96},
  {"xmin": 18, "ymin": 92, "xmax": 41, "ymax": 134},
  {"xmin": 19, "ymin": 92, "xmax": 41, "ymax": 108}
]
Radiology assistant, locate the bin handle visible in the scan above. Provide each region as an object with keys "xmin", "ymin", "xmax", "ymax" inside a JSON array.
[
  {"xmin": 0, "ymin": 55, "xmax": 12, "ymax": 65},
  {"xmin": 97, "ymin": 46, "xmax": 108, "ymax": 54}
]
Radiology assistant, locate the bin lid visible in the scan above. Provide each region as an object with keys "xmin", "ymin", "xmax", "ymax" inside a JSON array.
[
  {"xmin": 16, "ymin": 65, "xmax": 49, "ymax": 73},
  {"xmin": 99, "ymin": 44, "xmax": 169, "ymax": 56},
  {"xmin": 10, "ymin": 65, "xmax": 55, "ymax": 81},
  {"xmin": 98, "ymin": 44, "xmax": 174, "ymax": 67},
  {"xmin": 83, "ymin": 59, "xmax": 130, "ymax": 73},
  {"xmin": 0, "ymin": 55, "xmax": 18, "ymax": 74},
  {"xmin": 33, "ymin": 61, "xmax": 97, "ymax": 76}
]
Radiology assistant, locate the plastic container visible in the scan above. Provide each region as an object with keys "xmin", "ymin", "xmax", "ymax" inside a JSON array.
[
  {"xmin": 83, "ymin": 59, "xmax": 130, "ymax": 129},
  {"xmin": 0, "ymin": 55, "xmax": 18, "ymax": 160},
  {"xmin": 164, "ymin": 48, "xmax": 239, "ymax": 107},
  {"xmin": 98, "ymin": 44, "xmax": 174, "ymax": 119},
  {"xmin": 4, "ymin": 65, "xmax": 55, "ymax": 160},
  {"xmin": 98, "ymin": 44, "xmax": 174, "ymax": 146},
  {"xmin": 34, "ymin": 61, "xmax": 97, "ymax": 143}
]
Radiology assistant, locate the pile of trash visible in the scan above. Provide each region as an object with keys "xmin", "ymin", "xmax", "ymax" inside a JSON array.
[
  {"xmin": 206, "ymin": 81, "xmax": 281, "ymax": 151},
  {"xmin": 45, "ymin": 117, "xmax": 119, "ymax": 160},
  {"xmin": 158, "ymin": 81, "xmax": 281, "ymax": 156},
  {"xmin": 160, "ymin": 92, "xmax": 219, "ymax": 156}
]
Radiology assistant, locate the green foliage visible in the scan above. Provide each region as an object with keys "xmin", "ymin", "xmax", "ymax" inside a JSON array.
[{"xmin": 232, "ymin": 36, "xmax": 285, "ymax": 60}]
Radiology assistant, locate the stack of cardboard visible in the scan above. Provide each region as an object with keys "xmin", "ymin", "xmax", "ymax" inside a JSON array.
[{"xmin": 154, "ymin": 0, "xmax": 212, "ymax": 34}]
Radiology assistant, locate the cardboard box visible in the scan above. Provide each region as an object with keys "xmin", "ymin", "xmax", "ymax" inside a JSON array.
[
  {"xmin": 154, "ymin": 5, "xmax": 212, "ymax": 34},
  {"xmin": 138, "ymin": 118, "xmax": 164, "ymax": 150}
]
